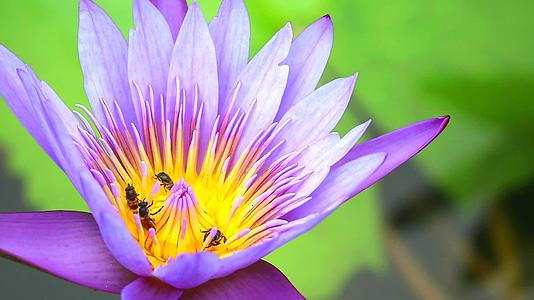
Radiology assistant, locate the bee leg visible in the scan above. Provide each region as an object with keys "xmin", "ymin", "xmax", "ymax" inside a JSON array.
[
  {"xmin": 151, "ymin": 205, "xmax": 164, "ymax": 216},
  {"xmin": 148, "ymin": 200, "xmax": 154, "ymax": 208}
]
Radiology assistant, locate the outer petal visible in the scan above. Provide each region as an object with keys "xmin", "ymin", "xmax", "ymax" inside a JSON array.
[
  {"xmin": 209, "ymin": 0, "xmax": 250, "ymax": 108},
  {"xmin": 276, "ymin": 15, "xmax": 333, "ymax": 119},
  {"xmin": 167, "ymin": 2, "xmax": 218, "ymax": 155},
  {"xmin": 15, "ymin": 68, "xmax": 88, "ymax": 188},
  {"xmin": 0, "ymin": 211, "xmax": 136, "ymax": 294},
  {"xmin": 337, "ymin": 116, "xmax": 450, "ymax": 194},
  {"xmin": 150, "ymin": 0, "xmax": 188, "ymax": 40},
  {"xmin": 274, "ymin": 74, "xmax": 357, "ymax": 157},
  {"xmin": 289, "ymin": 116, "xmax": 450, "ymax": 220},
  {"xmin": 153, "ymin": 251, "xmax": 220, "ymax": 289},
  {"xmin": 0, "ymin": 46, "xmax": 80, "ymax": 169},
  {"xmin": 122, "ymin": 277, "xmax": 183, "ymax": 300},
  {"xmin": 78, "ymin": 0, "xmax": 134, "ymax": 127},
  {"xmin": 129, "ymin": 0, "xmax": 174, "ymax": 122},
  {"xmin": 232, "ymin": 24, "xmax": 292, "ymax": 157},
  {"xmin": 183, "ymin": 260, "xmax": 304, "ymax": 300}
]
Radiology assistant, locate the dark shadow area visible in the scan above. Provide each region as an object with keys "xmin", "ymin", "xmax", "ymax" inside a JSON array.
[
  {"xmin": 0, "ymin": 148, "xmax": 118, "ymax": 299},
  {"xmin": 336, "ymin": 161, "xmax": 534, "ymax": 300}
]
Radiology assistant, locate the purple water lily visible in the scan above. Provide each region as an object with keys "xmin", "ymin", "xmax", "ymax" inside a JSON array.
[{"xmin": 0, "ymin": 0, "xmax": 449, "ymax": 298}]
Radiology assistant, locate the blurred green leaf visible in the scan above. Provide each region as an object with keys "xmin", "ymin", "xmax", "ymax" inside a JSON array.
[{"xmin": 327, "ymin": 0, "xmax": 534, "ymax": 206}]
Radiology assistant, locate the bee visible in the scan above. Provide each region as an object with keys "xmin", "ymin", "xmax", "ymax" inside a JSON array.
[
  {"xmin": 138, "ymin": 200, "xmax": 164, "ymax": 230},
  {"xmin": 155, "ymin": 172, "xmax": 174, "ymax": 191},
  {"xmin": 201, "ymin": 229, "xmax": 227, "ymax": 249},
  {"xmin": 125, "ymin": 184, "xmax": 140, "ymax": 211}
]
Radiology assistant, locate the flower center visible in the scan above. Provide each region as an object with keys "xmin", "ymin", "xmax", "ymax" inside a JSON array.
[{"xmin": 73, "ymin": 82, "xmax": 311, "ymax": 267}]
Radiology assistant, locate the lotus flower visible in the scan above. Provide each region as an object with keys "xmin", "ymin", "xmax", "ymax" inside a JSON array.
[{"xmin": 0, "ymin": 0, "xmax": 449, "ymax": 298}]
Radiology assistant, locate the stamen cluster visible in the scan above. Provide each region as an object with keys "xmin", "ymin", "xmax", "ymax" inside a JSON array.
[{"xmin": 74, "ymin": 81, "xmax": 311, "ymax": 266}]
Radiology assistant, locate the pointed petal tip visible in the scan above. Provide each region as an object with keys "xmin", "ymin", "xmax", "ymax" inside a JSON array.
[
  {"xmin": 439, "ymin": 115, "xmax": 451, "ymax": 123},
  {"xmin": 79, "ymin": 0, "xmax": 94, "ymax": 11},
  {"xmin": 320, "ymin": 14, "xmax": 333, "ymax": 27},
  {"xmin": 283, "ymin": 22, "xmax": 293, "ymax": 34},
  {"xmin": 429, "ymin": 115, "xmax": 450, "ymax": 135},
  {"xmin": 189, "ymin": 1, "xmax": 200, "ymax": 10}
]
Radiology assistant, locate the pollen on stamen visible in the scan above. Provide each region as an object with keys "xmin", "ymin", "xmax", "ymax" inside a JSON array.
[{"xmin": 73, "ymin": 82, "xmax": 318, "ymax": 268}]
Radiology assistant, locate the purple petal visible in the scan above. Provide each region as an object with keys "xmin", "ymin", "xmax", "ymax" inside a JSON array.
[
  {"xmin": 276, "ymin": 15, "xmax": 333, "ymax": 119},
  {"xmin": 289, "ymin": 116, "xmax": 449, "ymax": 220},
  {"xmin": 295, "ymin": 120, "xmax": 371, "ymax": 196},
  {"xmin": 298, "ymin": 120, "xmax": 370, "ymax": 169},
  {"xmin": 338, "ymin": 116, "xmax": 450, "ymax": 194},
  {"xmin": 0, "ymin": 211, "xmax": 136, "ymax": 294},
  {"xmin": 78, "ymin": 0, "xmax": 134, "ymax": 127},
  {"xmin": 150, "ymin": 0, "xmax": 188, "ymax": 40},
  {"xmin": 122, "ymin": 277, "xmax": 183, "ymax": 300},
  {"xmin": 286, "ymin": 153, "xmax": 386, "ymax": 220},
  {"xmin": 183, "ymin": 260, "xmax": 304, "ymax": 300},
  {"xmin": 15, "ymin": 68, "xmax": 86, "ymax": 187},
  {"xmin": 78, "ymin": 171, "xmax": 154, "ymax": 277},
  {"xmin": 129, "ymin": 0, "xmax": 173, "ymax": 121},
  {"xmin": 209, "ymin": 0, "xmax": 250, "ymax": 107},
  {"xmin": 153, "ymin": 251, "xmax": 220, "ymax": 289},
  {"xmin": 166, "ymin": 2, "xmax": 218, "ymax": 155},
  {"xmin": 274, "ymin": 74, "xmax": 357, "ymax": 157},
  {"xmin": 0, "ymin": 46, "xmax": 79, "ymax": 168},
  {"xmin": 232, "ymin": 24, "xmax": 292, "ymax": 157}
]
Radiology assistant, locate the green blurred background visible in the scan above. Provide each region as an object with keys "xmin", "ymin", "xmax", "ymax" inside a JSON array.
[{"xmin": 0, "ymin": 0, "xmax": 532, "ymax": 299}]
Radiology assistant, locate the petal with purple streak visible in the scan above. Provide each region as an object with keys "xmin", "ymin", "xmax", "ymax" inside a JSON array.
[
  {"xmin": 0, "ymin": 211, "xmax": 136, "ymax": 294},
  {"xmin": 183, "ymin": 260, "xmax": 304, "ymax": 300},
  {"xmin": 150, "ymin": 0, "xmax": 188, "ymax": 40},
  {"xmin": 231, "ymin": 23, "xmax": 292, "ymax": 157},
  {"xmin": 336, "ymin": 116, "xmax": 450, "ymax": 192},
  {"xmin": 209, "ymin": 0, "xmax": 250, "ymax": 108},
  {"xmin": 78, "ymin": 0, "xmax": 134, "ymax": 128},
  {"xmin": 129, "ymin": 0, "xmax": 174, "ymax": 123},
  {"xmin": 167, "ymin": 2, "xmax": 218, "ymax": 154},
  {"xmin": 15, "ymin": 68, "xmax": 86, "ymax": 186},
  {"xmin": 153, "ymin": 251, "xmax": 220, "ymax": 289},
  {"xmin": 0, "ymin": 46, "xmax": 79, "ymax": 168},
  {"xmin": 276, "ymin": 15, "xmax": 334, "ymax": 119},
  {"xmin": 122, "ymin": 277, "xmax": 183, "ymax": 300}
]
